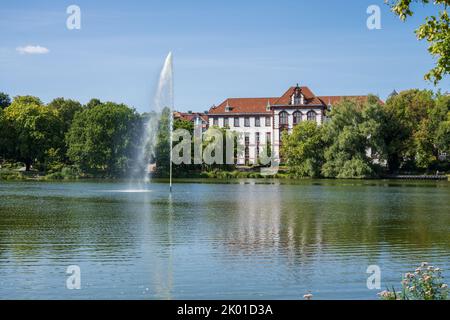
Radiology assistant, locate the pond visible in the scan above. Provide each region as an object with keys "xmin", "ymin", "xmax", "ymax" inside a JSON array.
[{"xmin": 0, "ymin": 180, "xmax": 449, "ymax": 299}]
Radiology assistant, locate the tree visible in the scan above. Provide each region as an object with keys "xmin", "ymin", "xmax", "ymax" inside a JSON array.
[
  {"xmin": 153, "ymin": 108, "xmax": 172, "ymax": 177},
  {"xmin": 382, "ymin": 89, "xmax": 436, "ymax": 171},
  {"xmin": 436, "ymin": 111, "xmax": 450, "ymax": 155},
  {"xmin": 386, "ymin": 0, "xmax": 450, "ymax": 84},
  {"xmin": 414, "ymin": 93, "xmax": 450, "ymax": 168},
  {"xmin": 47, "ymin": 98, "xmax": 83, "ymax": 162},
  {"xmin": 281, "ymin": 121, "xmax": 325, "ymax": 178},
  {"xmin": 381, "ymin": 89, "xmax": 449, "ymax": 171},
  {"xmin": 321, "ymin": 97, "xmax": 383, "ymax": 178},
  {"xmin": 2, "ymin": 96, "xmax": 62, "ymax": 171},
  {"xmin": 66, "ymin": 101, "xmax": 141, "ymax": 177},
  {"xmin": 85, "ymin": 98, "xmax": 102, "ymax": 109},
  {"xmin": 0, "ymin": 92, "xmax": 11, "ymax": 110},
  {"xmin": 0, "ymin": 109, "xmax": 5, "ymax": 158},
  {"xmin": 48, "ymin": 98, "xmax": 82, "ymax": 131}
]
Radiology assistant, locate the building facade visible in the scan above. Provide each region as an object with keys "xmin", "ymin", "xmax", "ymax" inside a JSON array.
[{"xmin": 208, "ymin": 84, "xmax": 375, "ymax": 165}]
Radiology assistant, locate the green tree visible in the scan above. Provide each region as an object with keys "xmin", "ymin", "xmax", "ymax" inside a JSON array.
[
  {"xmin": 436, "ymin": 110, "xmax": 450, "ymax": 155},
  {"xmin": 153, "ymin": 108, "xmax": 172, "ymax": 177},
  {"xmin": 381, "ymin": 89, "xmax": 436, "ymax": 171},
  {"xmin": 2, "ymin": 96, "xmax": 62, "ymax": 171},
  {"xmin": 414, "ymin": 93, "xmax": 450, "ymax": 168},
  {"xmin": 47, "ymin": 98, "xmax": 83, "ymax": 162},
  {"xmin": 381, "ymin": 89, "xmax": 450, "ymax": 171},
  {"xmin": 0, "ymin": 92, "xmax": 11, "ymax": 110},
  {"xmin": 85, "ymin": 98, "xmax": 102, "ymax": 109},
  {"xmin": 0, "ymin": 108, "xmax": 6, "ymax": 158},
  {"xmin": 66, "ymin": 101, "xmax": 141, "ymax": 177},
  {"xmin": 321, "ymin": 97, "xmax": 383, "ymax": 178},
  {"xmin": 386, "ymin": 0, "xmax": 450, "ymax": 84},
  {"xmin": 48, "ymin": 98, "xmax": 82, "ymax": 132},
  {"xmin": 281, "ymin": 121, "xmax": 325, "ymax": 178}
]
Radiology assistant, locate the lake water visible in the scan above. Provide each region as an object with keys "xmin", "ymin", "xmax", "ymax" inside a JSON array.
[{"xmin": 0, "ymin": 180, "xmax": 448, "ymax": 300}]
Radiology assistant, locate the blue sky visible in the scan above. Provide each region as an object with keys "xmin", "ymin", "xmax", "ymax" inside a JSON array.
[{"xmin": 1, "ymin": 0, "xmax": 448, "ymax": 113}]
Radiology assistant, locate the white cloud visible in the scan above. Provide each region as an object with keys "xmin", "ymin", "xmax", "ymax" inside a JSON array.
[{"xmin": 16, "ymin": 45, "xmax": 50, "ymax": 55}]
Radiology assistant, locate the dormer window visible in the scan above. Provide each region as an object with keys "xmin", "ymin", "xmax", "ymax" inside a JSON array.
[
  {"xmin": 292, "ymin": 94, "xmax": 304, "ymax": 105},
  {"xmin": 266, "ymin": 100, "xmax": 271, "ymax": 112},
  {"xmin": 225, "ymin": 101, "xmax": 232, "ymax": 112},
  {"xmin": 291, "ymin": 85, "xmax": 304, "ymax": 105}
]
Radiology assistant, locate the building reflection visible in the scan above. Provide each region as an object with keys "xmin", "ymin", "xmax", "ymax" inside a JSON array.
[{"xmin": 215, "ymin": 182, "xmax": 450, "ymax": 268}]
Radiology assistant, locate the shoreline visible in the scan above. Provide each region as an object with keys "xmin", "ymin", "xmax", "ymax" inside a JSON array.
[{"xmin": 1, "ymin": 174, "xmax": 449, "ymax": 185}]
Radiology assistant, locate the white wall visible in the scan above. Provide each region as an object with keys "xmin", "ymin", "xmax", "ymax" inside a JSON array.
[
  {"xmin": 209, "ymin": 116, "xmax": 273, "ymax": 164},
  {"xmin": 209, "ymin": 110, "xmax": 325, "ymax": 165}
]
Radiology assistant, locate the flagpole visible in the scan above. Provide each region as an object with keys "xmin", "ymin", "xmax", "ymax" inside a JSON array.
[
  {"xmin": 169, "ymin": 52, "xmax": 174, "ymax": 193},
  {"xmin": 169, "ymin": 110, "xmax": 173, "ymax": 193}
]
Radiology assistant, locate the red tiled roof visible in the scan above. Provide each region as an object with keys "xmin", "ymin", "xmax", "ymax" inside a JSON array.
[
  {"xmin": 273, "ymin": 86, "xmax": 325, "ymax": 106},
  {"xmin": 174, "ymin": 112, "xmax": 209, "ymax": 123},
  {"xmin": 209, "ymin": 97, "xmax": 278, "ymax": 115},
  {"xmin": 208, "ymin": 86, "xmax": 383, "ymax": 115}
]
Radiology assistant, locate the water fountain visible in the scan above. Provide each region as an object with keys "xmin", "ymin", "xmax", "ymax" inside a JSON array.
[{"xmin": 133, "ymin": 52, "xmax": 174, "ymax": 187}]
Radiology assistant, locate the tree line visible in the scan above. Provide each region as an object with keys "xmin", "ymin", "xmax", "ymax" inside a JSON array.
[
  {"xmin": 281, "ymin": 91, "xmax": 450, "ymax": 178},
  {"xmin": 0, "ymin": 89, "xmax": 449, "ymax": 180},
  {"xmin": 0, "ymin": 94, "xmax": 147, "ymax": 178}
]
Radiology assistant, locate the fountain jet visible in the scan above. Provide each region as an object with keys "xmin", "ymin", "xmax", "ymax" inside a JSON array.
[{"xmin": 134, "ymin": 52, "xmax": 174, "ymax": 186}]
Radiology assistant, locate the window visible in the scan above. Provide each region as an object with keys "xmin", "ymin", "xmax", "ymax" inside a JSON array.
[
  {"xmin": 224, "ymin": 117, "xmax": 229, "ymax": 127},
  {"xmin": 244, "ymin": 117, "xmax": 250, "ymax": 127},
  {"xmin": 266, "ymin": 132, "xmax": 271, "ymax": 145},
  {"xmin": 307, "ymin": 111, "xmax": 317, "ymax": 122},
  {"xmin": 255, "ymin": 117, "xmax": 260, "ymax": 127},
  {"xmin": 234, "ymin": 117, "xmax": 240, "ymax": 127},
  {"xmin": 213, "ymin": 117, "xmax": 219, "ymax": 126},
  {"xmin": 293, "ymin": 111, "xmax": 302, "ymax": 125},
  {"xmin": 279, "ymin": 111, "xmax": 289, "ymax": 127},
  {"xmin": 265, "ymin": 116, "xmax": 271, "ymax": 127}
]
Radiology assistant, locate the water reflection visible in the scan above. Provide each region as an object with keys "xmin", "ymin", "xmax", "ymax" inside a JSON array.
[{"xmin": 0, "ymin": 181, "xmax": 448, "ymax": 299}]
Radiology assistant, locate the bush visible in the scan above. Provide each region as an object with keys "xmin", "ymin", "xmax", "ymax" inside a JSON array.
[
  {"xmin": 44, "ymin": 165, "xmax": 81, "ymax": 180},
  {"xmin": 336, "ymin": 158, "xmax": 374, "ymax": 179},
  {"xmin": 379, "ymin": 262, "xmax": 448, "ymax": 300},
  {"xmin": 0, "ymin": 170, "xmax": 24, "ymax": 180}
]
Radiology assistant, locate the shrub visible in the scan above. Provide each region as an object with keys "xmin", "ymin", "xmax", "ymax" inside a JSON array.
[{"xmin": 379, "ymin": 262, "xmax": 448, "ymax": 300}]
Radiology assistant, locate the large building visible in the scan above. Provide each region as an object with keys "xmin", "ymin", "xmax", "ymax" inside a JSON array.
[{"xmin": 208, "ymin": 84, "xmax": 376, "ymax": 165}]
